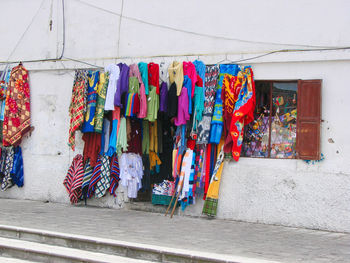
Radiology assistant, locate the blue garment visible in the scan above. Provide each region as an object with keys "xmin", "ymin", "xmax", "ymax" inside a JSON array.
[
  {"xmin": 114, "ymin": 63, "xmax": 129, "ymax": 107},
  {"xmin": 10, "ymin": 146, "xmax": 23, "ymax": 187},
  {"xmin": 106, "ymin": 119, "xmax": 118, "ymax": 156},
  {"xmin": 183, "ymin": 76, "xmax": 192, "ymax": 114},
  {"xmin": 193, "ymin": 60, "xmax": 205, "ymax": 88},
  {"xmin": 82, "ymin": 71, "xmax": 99, "ymax": 133},
  {"xmin": 138, "ymin": 62, "xmax": 149, "ymax": 95}
]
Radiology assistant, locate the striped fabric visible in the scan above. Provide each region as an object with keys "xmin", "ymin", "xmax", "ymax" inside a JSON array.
[
  {"xmin": 109, "ymin": 153, "xmax": 120, "ymax": 196},
  {"xmin": 63, "ymin": 154, "xmax": 84, "ymax": 204},
  {"xmin": 95, "ymin": 155, "xmax": 111, "ymax": 198},
  {"xmin": 81, "ymin": 160, "xmax": 93, "ymax": 200},
  {"xmin": 87, "ymin": 156, "xmax": 102, "ymax": 198},
  {"xmin": 68, "ymin": 70, "xmax": 88, "ymax": 150},
  {"xmin": 125, "ymin": 93, "xmax": 137, "ymax": 117}
]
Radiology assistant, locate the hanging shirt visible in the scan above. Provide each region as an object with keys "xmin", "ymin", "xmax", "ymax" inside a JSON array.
[
  {"xmin": 116, "ymin": 117, "xmax": 128, "ymax": 155},
  {"xmin": 193, "ymin": 76, "xmax": 204, "ymax": 124},
  {"xmin": 159, "ymin": 61, "xmax": 170, "ymax": 86},
  {"xmin": 82, "ymin": 71, "xmax": 99, "ymax": 133},
  {"xmin": 106, "ymin": 107, "xmax": 120, "ymax": 156},
  {"xmin": 104, "ymin": 64, "xmax": 120, "ymax": 111},
  {"xmin": 183, "ymin": 61, "xmax": 197, "ymax": 98},
  {"xmin": 138, "ymin": 62, "xmax": 149, "ymax": 95},
  {"xmin": 142, "ymin": 120, "xmax": 150, "ymax": 155},
  {"xmin": 174, "ymin": 87, "xmax": 189, "ymax": 126},
  {"xmin": 146, "ymin": 85, "xmax": 159, "ymax": 122},
  {"xmin": 114, "ymin": 63, "xmax": 129, "ymax": 108},
  {"xmin": 129, "ymin": 64, "xmax": 147, "ymax": 118},
  {"xmin": 119, "ymin": 153, "xmax": 143, "ymax": 198},
  {"xmin": 168, "ymin": 61, "xmax": 184, "ymax": 96},
  {"xmin": 167, "ymin": 82, "xmax": 178, "ymax": 119},
  {"xmin": 193, "ymin": 60, "xmax": 206, "ymax": 90},
  {"xmin": 94, "ymin": 72, "xmax": 109, "ymax": 133},
  {"xmin": 148, "ymin": 62, "xmax": 160, "ymax": 95},
  {"xmin": 183, "ymin": 76, "xmax": 192, "ymax": 114},
  {"xmin": 126, "ymin": 118, "xmax": 142, "ymax": 155},
  {"xmin": 159, "ymin": 82, "xmax": 168, "ymax": 113}
]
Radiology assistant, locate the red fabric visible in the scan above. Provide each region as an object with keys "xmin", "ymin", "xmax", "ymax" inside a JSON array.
[
  {"xmin": 186, "ymin": 139, "xmax": 196, "ymax": 150},
  {"xmin": 183, "ymin": 62, "xmax": 197, "ymax": 98},
  {"xmin": 148, "ymin": 63, "xmax": 159, "ymax": 95},
  {"xmin": 203, "ymin": 144, "xmax": 211, "ymax": 199},
  {"xmin": 195, "ymin": 75, "xmax": 203, "ymax": 87},
  {"xmin": 82, "ymin": 132, "xmax": 101, "ymax": 167},
  {"xmin": 132, "ymin": 93, "xmax": 140, "ymax": 115}
]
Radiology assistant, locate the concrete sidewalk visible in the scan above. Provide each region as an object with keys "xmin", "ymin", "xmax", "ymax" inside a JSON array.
[{"xmin": 0, "ymin": 198, "xmax": 348, "ymax": 263}]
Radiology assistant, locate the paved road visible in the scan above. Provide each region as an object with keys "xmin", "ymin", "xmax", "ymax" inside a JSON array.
[{"xmin": 0, "ymin": 198, "xmax": 349, "ymax": 263}]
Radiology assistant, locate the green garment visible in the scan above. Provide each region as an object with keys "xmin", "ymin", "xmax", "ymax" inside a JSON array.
[
  {"xmin": 146, "ymin": 85, "xmax": 159, "ymax": 122},
  {"xmin": 94, "ymin": 72, "xmax": 109, "ymax": 133},
  {"xmin": 129, "ymin": 76, "xmax": 139, "ymax": 93},
  {"xmin": 192, "ymin": 85, "xmax": 204, "ymax": 131},
  {"xmin": 116, "ymin": 117, "xmax": 128, "ymax": 155},
  {"xmin": 142, "ymin": 120, "xmax": 149, "ymax": 154}
]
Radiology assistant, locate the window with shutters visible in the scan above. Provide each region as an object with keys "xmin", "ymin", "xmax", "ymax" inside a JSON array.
[{"xmin": 241, "ymin": 80, "xmax": 321, "ymax": 160}]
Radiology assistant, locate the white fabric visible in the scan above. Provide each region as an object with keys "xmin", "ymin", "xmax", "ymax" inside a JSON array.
[
  {"xmin": 103, "ymin": 118, "xmax": 110, "ymax": 153},
  {"xmin": 159, "ymin": 61, "xmax": 170, "ymax": 86},
  {"xmin": 104, "ymin": 64, "xmax": 120, "ymax": 111},
  {"xmin": 179, "ymin": 149, "xmax": 193, "ymax": 200},
  {"xmin": 119, "ymin": 153, "xmax": 143, "ymax": 198}
]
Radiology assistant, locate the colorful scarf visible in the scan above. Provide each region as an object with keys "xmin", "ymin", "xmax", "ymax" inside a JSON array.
[
  {"xmin": 94, "ymin": 72, "xmax": 109, "ymax": 133},
  {"xmin": 82, "ymin": 71, "xmax": 100, "ymax": 133},
  {"xmin": 63, "ymin": 154, "xmax": 84, "ymax": 204},
  {"xmin": 81, "ymin": 160, "xmax": 93, "ymax": 200},
  {"xmin": 1, "ymin": 146, "xmax": 14, "ymax": 191},
  {"xmin": 202, "ymin": 142, "xmax": 224, "ymax": 217},
  {"xmin": 230, "ymin": 67, "xmax": 256, "ymax": 161},
  {"xmin": 196, "ymin": 65, "xmax": 219, "ymax": 144},
  {"xmin": 3, "ymin": 64, "xmax": 31, "ymax": 146},
  {"xmin": 68, "ymin": 70, "xmax": 88, "ymax": 150}
]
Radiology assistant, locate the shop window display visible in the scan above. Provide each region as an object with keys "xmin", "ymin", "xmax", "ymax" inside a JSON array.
[{"xmin": 242, "ymin": 81, "xmax": 298, "ymax": 159}]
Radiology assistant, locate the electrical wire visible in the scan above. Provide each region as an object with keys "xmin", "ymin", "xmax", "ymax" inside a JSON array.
[{"xmin": 72, "ymin": 0, "xmax": 347, "ymax": 50}]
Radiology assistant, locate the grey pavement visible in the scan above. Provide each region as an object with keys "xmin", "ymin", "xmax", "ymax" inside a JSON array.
[{"xmin": 0, "ymin": 198, "xmax": 349, "ymax": 263}]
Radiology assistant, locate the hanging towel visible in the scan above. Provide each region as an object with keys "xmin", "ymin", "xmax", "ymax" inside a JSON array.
[
  {"xmin": 63, "ymin": 154, "xmax": 84, "ymax": 204},
  {"xmin": 3, "ymin": 63, "xmax": 31, "ymax": 146}
]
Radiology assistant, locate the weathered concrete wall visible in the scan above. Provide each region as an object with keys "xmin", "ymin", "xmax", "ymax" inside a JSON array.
[{"xmin": 0, "ymin": 0, "xmax": 349, "ymax": 233}]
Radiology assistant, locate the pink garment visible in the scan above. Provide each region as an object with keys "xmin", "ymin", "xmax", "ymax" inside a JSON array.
[
  {"xmin": 174, "ymin": 87, "xmax": 190, "ymax": 126},
  {"xmin": 129, "ymin": 64, "xmax": 147, "ymax": 118},
  {"xmin": 183, "ymin": 62, "xmax": 197, "ymax": 98},
  {"xmin": 129, "ymin": 64, "xmax": 143, "ymax": 83}
]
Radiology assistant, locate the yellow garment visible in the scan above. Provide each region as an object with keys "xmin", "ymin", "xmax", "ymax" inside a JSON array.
[
  {"xmin": 149, "ymin": 121, "xmax": 158, "ymax": 153},
  {"xmin": 149, "ymin": 151, "xmax": 162, "ymax": 170},
  {"xmin": 206, "ymin": 140, "xmax": 225, "ymax": 200},
  {"xmin": 168, "ymin": 61, "xmax": 184, "ymax": 96}
]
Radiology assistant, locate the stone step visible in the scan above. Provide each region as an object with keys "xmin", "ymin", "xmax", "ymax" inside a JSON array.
[
  {"xmin": 0, "ymin": 256, "xmax": 38, "ymax": 263},
  {"xmin": 0, "ymin": 236, "xmax": 152, "ymax": 263},
  {"xmin": 0, "ymin": 224, "xmax": 279, "ymax": 263}
]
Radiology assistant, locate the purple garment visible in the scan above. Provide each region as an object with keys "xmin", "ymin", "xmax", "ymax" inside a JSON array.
[
  {"xmin": 159, "ymin": 82, "xmax": 168, "ymax": 113},
  {"xmin": 114, "ymin": 63, "xmax": 129, "ymax": 107},
  {"xmin": 183, "ymin": 76, "xmax": 192, "ymax": 114},
  {"xmin": 174, "ymin": 87, "xmax": 190, "ymax": 126}
]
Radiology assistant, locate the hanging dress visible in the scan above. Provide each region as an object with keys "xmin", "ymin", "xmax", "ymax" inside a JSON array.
[
  {"xmin": 94, "ymin": 72, "xmax": 109, "ymax": 133},
  {"xmin": 81, "ymin": 71, "xmax": 99, "ymax": 133}
]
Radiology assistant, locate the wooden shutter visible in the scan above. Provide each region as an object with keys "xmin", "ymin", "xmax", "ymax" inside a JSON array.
[{"xmin": 296, "ymin": 80, "xmax": 322, "ymax": 160}]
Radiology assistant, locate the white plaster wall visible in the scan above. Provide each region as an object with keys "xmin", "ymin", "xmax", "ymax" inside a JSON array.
[{"xmin": 0, "ymin": 0, "xmax": 349, "ymax": 232}]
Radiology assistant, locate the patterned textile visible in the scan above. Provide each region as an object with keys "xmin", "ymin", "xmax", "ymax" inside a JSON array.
[
  {"xmin": 95, "ymin": 155, "xmax": 111, "ymax": 198},
  {"xmin": 230, "ymin": 67, "xmax": 256, "ymax": 161},
  {"xmin": 3, "ymin": 64, "xmax": 31, "ymax": 146},
  {"xmin": 94, "ymin": 72, "xmax": 109, "ymax": 133},
  {"xmin": 63, "ymin": 154, "xmax": 84, "ymax": 204},
  {"xmin": 197, "ymin": 65, "xmax": 219, "ymax": 144},
  {"xmin": 87, "ymin": 156, "xmax": 102, "ymax": 198},
  {"xmin": 68, "ymin": 70, "xmax": 88, "ymax": 150},
  {"xmin": 1, "ymin": 146, "xmax": 14, "ymax": 191},
  {"xmin": 222, "ymin": 71, "xmax": 243, "ymax": 155},
  {"xmin": 81, "ymin": 160, "xmax": 93, "ymax": 200},
  {"xmin": 82, "ymin": 71, "xmax": 99, "ymax": 133},
  {"xmin": 109, "ymin": 153, "xmax": 120, "ymax": 196},
  {"xmin": 202, "ymin": 143, "xmax": 224, "ymax": 217}
]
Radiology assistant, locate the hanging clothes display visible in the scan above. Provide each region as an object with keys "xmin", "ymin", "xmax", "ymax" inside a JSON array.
[
  {"xmin": 62, "ymin": 60, "xmax": 255, "ymax": 218},
  {"xmin": 3, "ymin": 63, "xmax": 31, "ymax": 146}
]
